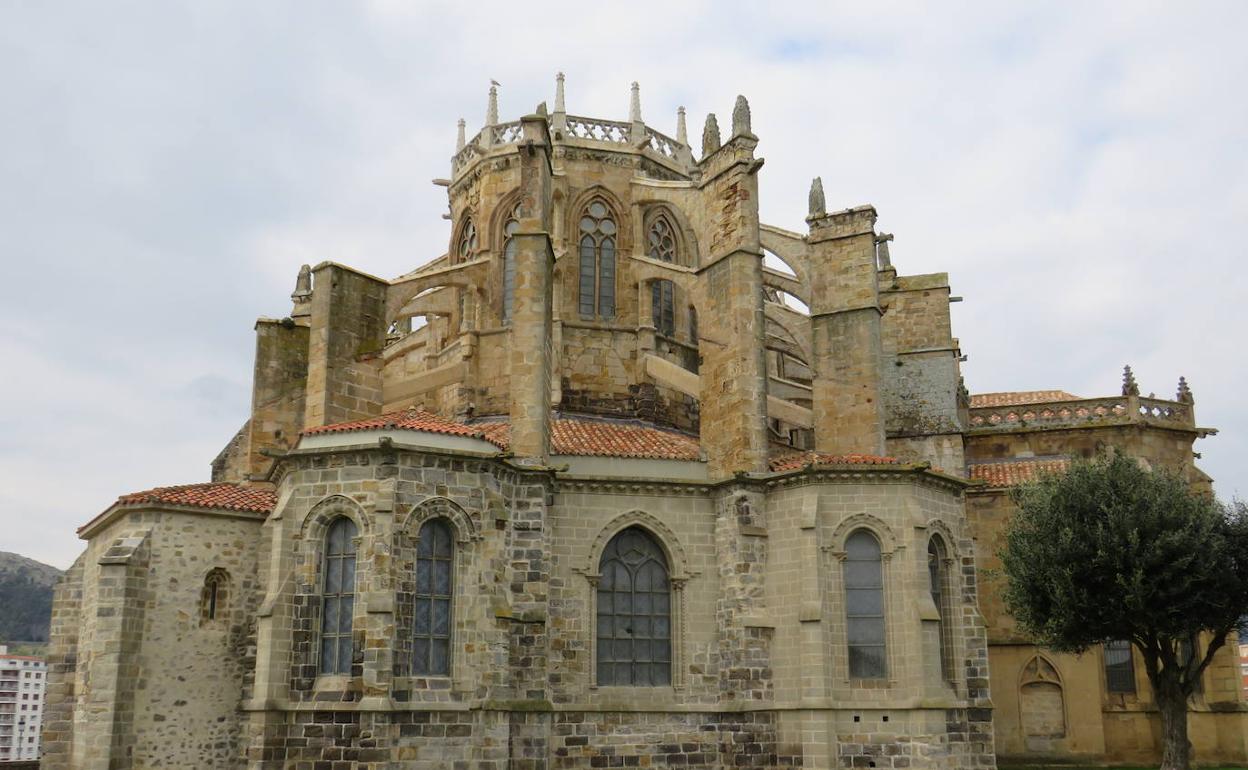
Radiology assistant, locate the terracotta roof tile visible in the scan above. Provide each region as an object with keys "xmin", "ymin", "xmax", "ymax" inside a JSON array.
[
  {"xmin": 769, "ymin": 450, "xmax": 899, "ymax": 473},
  {"xmin": 302, "ymin": 409, "xmax": 500, "ymax": 445},
  {"xmin": 967, "ymin": 457, "xmax": 1071, "ymax": 488},
  {"xmin": 970, "ymin": 390, "xmax": 1080, "ymax": 408},
  {"xmin": 548, "ymin": 419, "xmax": 701, "ymax": 461},
  {"xmin": 304, "ymin": 410, "xmax": 701, "ymax": 461},
  {"xmin": 114, "ymin": 483, "xmax": 277, "ymax": 514}
]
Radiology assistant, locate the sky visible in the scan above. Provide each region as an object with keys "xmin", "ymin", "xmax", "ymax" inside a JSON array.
[{"xmin": 1, "ymin": 1, "xmax": 1246, "ymax": 569}]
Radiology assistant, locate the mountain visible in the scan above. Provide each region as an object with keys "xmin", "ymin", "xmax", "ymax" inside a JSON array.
[{"xmin": 0, "ymin": 552, "xmax": 62, "ymax": 643}]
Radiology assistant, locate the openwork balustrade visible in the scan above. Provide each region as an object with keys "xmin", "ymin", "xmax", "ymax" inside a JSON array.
[
  {"xmin": 644, "ymin": 126, "xmax": 680, "ymax": 159},
  {"xmin": 968, "ymin": 396, "xmax": 1194, "ymax": 431},
  {"xmin": 491, "ymin": 120, "xmax": 524, "ymax": 145},
  {"xmin": 565, "ymin": 115, "xmax": 631, "ymax": 144}
]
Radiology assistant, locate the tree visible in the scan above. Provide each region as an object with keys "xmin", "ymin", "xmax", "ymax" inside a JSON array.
[{"xmin": 1001, "ymin": 451, "xmax": 1248, "ymax": 770}]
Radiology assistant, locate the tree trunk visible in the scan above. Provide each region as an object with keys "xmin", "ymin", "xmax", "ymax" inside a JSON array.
[{"xmin": 1157, "ymin": 686, "xmax": 1192, "ymax": 770}]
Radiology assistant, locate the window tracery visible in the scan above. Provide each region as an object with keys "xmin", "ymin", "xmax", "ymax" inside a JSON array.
[
  {"xmin": 578, "ymin": 199, "xmax": 616, "ymax": 319},
  {"xmin": 647, "ymin": 215, "xmax": 677, "ymax": 336}
]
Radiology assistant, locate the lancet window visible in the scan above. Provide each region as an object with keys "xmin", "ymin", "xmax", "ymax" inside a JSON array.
[
  {"xmin": 502, "ymin": 203, "xmax": 521, "ymax": 323},
  {"xmin": 578, "ymin": 199, "xmax": 616, "ymax": 319},
  {"xmin": 647, "ymin": 215, "xmax": 677, "ymax": 336},
  {"xmin": 844, "ymin": 529, "xmax": 886, "ymax": 679},
  {"xmin": 456, "ymin": 218, "xmax": 477, "ymax": 263},
  {"xmin": 412, "ymin": 518, "xmax": 455, "ymax": 676},
  {"xmin": 928, "ymin": 536, "xmax": 954, "ymax": 681},
  {"xmin": 597, "ymin": 527, "xmax": 671, "ymax": 686},
  {"xmin": 319, "ymin": 517, "xmax": 358, "ymax": 675}
]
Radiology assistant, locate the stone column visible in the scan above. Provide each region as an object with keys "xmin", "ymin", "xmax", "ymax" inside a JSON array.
[
  {"xmin": 302, "ymin": 263, "xmax": 388, "ymax": 429},
  {"xmin": 695, "ymin": 118, "xmax": 770, "ymax": 478},
  {"xmin": 507, "ymin": 112, "xmax": 555, "ymax": 463},
  {"xmin": 807, "ymin": 205, "xmax": 887, "ymax": 455}
]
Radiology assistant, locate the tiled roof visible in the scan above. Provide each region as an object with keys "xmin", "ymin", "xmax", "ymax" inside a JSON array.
[
  {"xmin": 970, "ymin": 391, "xmax": 1080, "ymax": 408},
  {"xmin": 967, "ymin": 457, "xmax": 1071, "ymax": 488},
  {"xmin": 304, "ymin": 410, "xmax": 702, "ymax": 461},
  {"xmin": 769, "ymin": 450, "xmax": 899, "ymax": 473},
  {"xmin": 114, "ymin": 483, "xmax": 277, "ymax": 513},
  {"xmin": 80, "ymin": 482, "xmax": 278, "ymax": 536},
  {"xmin": 303, "ymin": 409, "xmax": 500, "ymax": 444},
  {"xmin": 549, "ymin": 419, "xmax": 701, "ymax": 461}
]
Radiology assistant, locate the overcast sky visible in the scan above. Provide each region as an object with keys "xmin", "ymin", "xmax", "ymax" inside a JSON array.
[{"xmin": 2, "ymin": 1, "xmax": 1245, "ymax": 569}]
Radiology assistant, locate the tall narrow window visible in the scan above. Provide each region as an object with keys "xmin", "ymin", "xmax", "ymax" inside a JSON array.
[
  {"xmin": 413, "ymin": 518, "xmax": 454, "ymax": 676},
  {"xmin": 844, "ymin": 529, "xmax": 886, "ymax": 678},
  {"xmin": 200, "ymin": 569, "xmax": 229, "ymax": 625},
  {"xmin": 686, "ymin": 306, "xmax": 700, "ymax": 373},
  {"xmin": 647, "ymin": 215, "xmax": 677, "ymax": 336},
  {"xmin": 456, "ymin": 218, "xmax": 477, "ymax": 263},
  {"xmin": 502, "ymin": 203, "xmax": 521, "ymax": 323},
  {"xmin": 597, "ymin": 527, "xmax": 671, "ymax": 686},
  {"xmin": 1104, "ymin": 640, "xmax": 1136, "ymax": 694},
  {"xmin": 319, "ymin": 517, "xmax": 358, "ymax": 675},
  {"xmin": 928, "ymin": 536, "xmax": 954, "ymax": 681},
  {"xmin": 578, "ymin": 199, "xmax": 616, "ymax": 319}
]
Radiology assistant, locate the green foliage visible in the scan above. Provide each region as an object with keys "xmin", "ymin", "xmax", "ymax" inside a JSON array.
[
  {"xmin": 0, "ymin": 552, "xmax": 61, "ymax": 644},
  {"xmin": 1001, "ymin": 451, "xmax": 1248, "ymax": 663}
]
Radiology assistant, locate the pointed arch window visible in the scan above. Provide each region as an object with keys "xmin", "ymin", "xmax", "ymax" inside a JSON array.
[
  {"xmin": 578, "ymin": 199, "xmax": 616, "ymax": 319},
  {"xmin": 319, "ymin": 517, "xmax": 358, "ymax": 675},
  {"xmin": 597, "ymin": 527, "xmax": 671, "ymax": 686},
  {"xmin": 502, "ymin": 202, "xmax": 521, "ymax": 323},
  {"xmin": 844, "ymin": 529, "xmax": 886, "ymax": 679},
  {"xmin": 647, "ymin": 215, "xmax": 677, "ymax": 336},
  {"xmin": 928, "ymin": 536, "xmax": 954, "ymax": 681},
  {"xmin": 456, "ymin": 218, "xmax": 477, "ymax": 264},
  {"xmin": 412, "ymin": 518, "xmax": 455, "ymax": 676}
]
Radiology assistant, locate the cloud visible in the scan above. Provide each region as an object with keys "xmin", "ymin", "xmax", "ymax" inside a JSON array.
[{"xmin": 2, "ymin": 0, "xmax": 1245, "ymax": 567}]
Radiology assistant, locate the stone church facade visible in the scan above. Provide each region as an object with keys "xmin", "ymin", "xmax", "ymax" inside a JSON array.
[{"xmin": 38, "ymin": 77, "xmax": 1246, "ymax": 769}]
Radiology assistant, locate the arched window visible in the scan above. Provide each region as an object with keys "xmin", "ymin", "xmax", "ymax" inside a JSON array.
[
  {"xmin": 578, "ymin": 199, "xmax": 616, "ymax": 319},
  {"xmin": 647, "ymin": 215, "xmax": 677, "ymax": 336},
  {"xmin": 412, "ymin": 518, "xmax": 454, "ymax": 676},
  {"xmin": 928, "ymin": 536, "xmax": 954, "ymax": 681},
  {"xmin": 844, "ymin": 529, "xmax": 886, "ymax": 679},
  {"xmin": 319, "ymin": 517, "xmax": 358, "ymax": 675},
  {"xmin": 456, "ymin": 218, "xmax": 477, "ymax": 264},
  {"xmin": 1104, "ymin": 640, "xmax": 1136, "ymax": 694},
  {"xmin": 597, "ymin": 527, "xmax": 671, "ymax": 686},
  {"xmin": 501, "ymin": 202, "xmax": 521, "ymax": 323},
  {"xmin": 200, "ymin": 569, "xmax": 229, "ymax": 625}
]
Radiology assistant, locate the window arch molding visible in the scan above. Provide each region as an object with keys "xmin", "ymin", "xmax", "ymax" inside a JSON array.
[
  {"xmin": 451, "ymin": 212, "xmax": 479, "ymax": 264},
  {"xmin": 398, "ymin": 496, "xmax": 480, "ymax": 545},
  {"xmin": 578, "ymin": 511, "xmax": 696, "ymax": 690},
  {"xmin": 299, "ymin": 495, "xmax": 370, "ymax": 547},
  {"xmin": 826, "ymin": 513, "xmax": 899, "ymax": 557},
  {"xmin": 565, "ymin": 186, "xmax": 630, "ymax": 251},
  {"xmin": 640, "ymin": 203, "xmax": 698, "ymax": 268}
]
